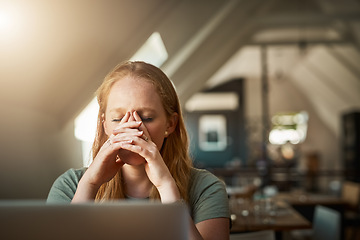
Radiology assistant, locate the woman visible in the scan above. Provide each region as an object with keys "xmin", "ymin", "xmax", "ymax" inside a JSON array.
[{"xmin": 47, "ymin": 61, "xmax": 230, "ymax": 240}]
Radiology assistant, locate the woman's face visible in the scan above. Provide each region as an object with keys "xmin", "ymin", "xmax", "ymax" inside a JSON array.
[{"xmin": 103, "ymin": 76, "xmax": 174, "ymax": 165}]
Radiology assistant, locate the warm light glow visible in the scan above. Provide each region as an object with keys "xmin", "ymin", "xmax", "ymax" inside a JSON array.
[
  {"xmin": 0, "ymin": 9, "xmax": 11, "ymax": 31},
  {"xmin": 269, "ymin": 129, "xmax": 301, "ymax": 145},
  {"xmin": 269, "ymin": 111, "xmax": 308, "ymax": 145},
  {"xmin": 0, "ymin": 5, "xmax": 12, "ymax": 30},
  {"xmin": 0, "ymin": 3, "xmax": 22, "ymax": 42}
]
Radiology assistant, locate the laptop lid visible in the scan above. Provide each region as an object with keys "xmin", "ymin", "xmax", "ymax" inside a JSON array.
[{"xmin": 0, "ymin": 200, "xmax": 189, "ymax": 240}]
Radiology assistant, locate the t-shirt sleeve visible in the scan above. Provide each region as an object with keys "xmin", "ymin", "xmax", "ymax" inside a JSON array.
[
  {"xmin": 46, "ymin": 168, "xmax": 86, "ymax": 203},
  {"xmin": 189, "ymin": 169, "xmax": 230, "ymax": 224}
]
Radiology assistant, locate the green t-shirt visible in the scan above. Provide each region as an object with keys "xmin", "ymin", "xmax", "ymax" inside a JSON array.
[{"xmin": 47, "ymin": 167, "xmax": 230, "ymax": 224}]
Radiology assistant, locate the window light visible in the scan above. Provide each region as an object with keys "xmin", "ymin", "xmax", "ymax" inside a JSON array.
[
  {"xmin": 74, "ymin": 98, "xmax": 99, "ymax": 166},
  {"xmin": 269, "ymin": 111, "xmax": 308, "ymax": 145},
  {"xmin": 130, "ymin": 32, "xmax": 168, "ymax": 66}
]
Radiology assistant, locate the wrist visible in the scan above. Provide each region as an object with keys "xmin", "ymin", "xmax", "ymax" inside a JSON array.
[
  {"xmin": 72, "ymin": 176, "xmax": 101, "ymax": 202},
  {"xmin": 80, "ymin": 170, "xmax": 104, "ymax": 190},
  {"xmin": 157, "ymin": 180, "xmax": 181, "ymax": 204}
]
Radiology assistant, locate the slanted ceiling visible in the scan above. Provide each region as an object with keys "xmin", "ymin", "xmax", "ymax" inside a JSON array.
[{"xmin": 1, "ymin": 0, "xmax": 359, "ymax": 132}]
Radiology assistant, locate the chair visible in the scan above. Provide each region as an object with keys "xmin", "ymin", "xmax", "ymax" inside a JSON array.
[
  {"xmin": 291, "ymin": 205, "xmax": 341, "ymax": 240},
  {"xmin": 341, "ymin": 181, "xmax": 360, "ymax": 240},
  {"xmin": 230, "ymin": 230, "xmax": 275, "ymax": 240},
  {"xmin": 312, "ymin": 205, "xmax": 341, "ymax": 240}
]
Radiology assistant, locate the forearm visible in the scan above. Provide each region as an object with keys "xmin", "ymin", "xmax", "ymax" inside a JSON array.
[
  {"xmin": 188, "ymin": 217, "xmax": 204, "ymax": 240},
  {"xmin": 156, "ymin": 181, "xmax": 204, "ymax": 240},
  {"xmin": 71, "ymin": 177, "xmax": 100, "ymax": 203},
  {"xmin": 156, "ymin": 178, "xmax": 181, "ymax": 203}
]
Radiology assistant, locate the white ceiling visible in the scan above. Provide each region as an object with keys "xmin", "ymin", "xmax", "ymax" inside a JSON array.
[{"xmin": 0, "ymin": 0, "xmax": 359, "ymax": 130}]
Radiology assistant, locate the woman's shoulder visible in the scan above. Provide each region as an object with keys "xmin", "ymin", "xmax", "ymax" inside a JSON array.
[
  {"xmin": 47, "ymin": 167, "xmax": 88, "ymax": 203},
  {"xmin": 188, "ymin": 168, "xmax": 230, "ymax": 224},
  {"xmin": 47, "ymin": 168, "xmax": 87, "ymax": 203},
  {"xmin": 189, "ymin": 167, "xmax": 226, "ymax": 193},
  {"xmin": 190, "ymin": 168, "xmax": 223, "ymax": 184},
  {"xmin": 60, "ymin": 167, "xmax": 87, "ymax": 181},
  {"xmin": 68, "ymin": 167, "xmax": 87, "ymax": 177},
  {"xmin": 52, "ymin": 167, "xmax": 88, "ymax": 188}
]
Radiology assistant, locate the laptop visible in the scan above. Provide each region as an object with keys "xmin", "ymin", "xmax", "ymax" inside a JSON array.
[{"xmin": 0, "ymin": 200, "xmax": 189, "ymax": 240}]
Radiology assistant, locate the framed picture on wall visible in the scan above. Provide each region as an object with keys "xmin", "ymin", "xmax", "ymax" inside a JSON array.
[{"xmin": 198, "ymin": 114, "xmax": 227, "ymax": 151}]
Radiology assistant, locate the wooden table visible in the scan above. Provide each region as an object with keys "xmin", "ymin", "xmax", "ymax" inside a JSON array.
[
  {"xmin": 230, "ymin": 200, "xmax": 311, "ymax": 233},
  {"xmin": 274, "ymin": 192, "xmax": 347, "ymax": 206},
  {"xmin": 274, "ymin": 192, "xmax": 347, "ymax": 222}
]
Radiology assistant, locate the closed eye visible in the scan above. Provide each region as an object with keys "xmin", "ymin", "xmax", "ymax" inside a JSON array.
[
  {"xmin": 141, "ymin": 117, "xmax": 153, "ymax": 122},
  {"xmin": 111, "ymin": 118, "xmax": 122, "ymax": 122}
]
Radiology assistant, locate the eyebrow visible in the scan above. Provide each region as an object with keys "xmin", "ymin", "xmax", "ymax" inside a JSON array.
[{"xmin": 109, "ymin": 107, "xmax": 156, "ymax": 114}]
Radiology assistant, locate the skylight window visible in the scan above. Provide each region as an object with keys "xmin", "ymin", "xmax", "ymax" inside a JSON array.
[
  {"xmin": 74, "ymin": 32, "xmax": 168, "ymax": 166},
  {"xmin": 130, "ymin": 32, "xmax": 168, "ymax": 66}
]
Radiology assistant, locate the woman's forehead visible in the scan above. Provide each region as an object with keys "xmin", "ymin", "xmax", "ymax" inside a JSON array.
[
  {"xmin": 110, "ymin": 76, "xmax": 155, "ymax": 95},
  {"xmin": 106, "ymin": 77, "xmax": 162, "ymax": 112}
]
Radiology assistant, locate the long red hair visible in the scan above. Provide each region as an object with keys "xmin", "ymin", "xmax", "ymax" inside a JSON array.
[{"xmin": 93, "ymin": 61, "xmax": 192, "ymax": 202}]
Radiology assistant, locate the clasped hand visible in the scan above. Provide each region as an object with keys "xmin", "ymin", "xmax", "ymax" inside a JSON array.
[{"xmin": 82, "ymin": 111, "xmax": 175, "ymax": 195}]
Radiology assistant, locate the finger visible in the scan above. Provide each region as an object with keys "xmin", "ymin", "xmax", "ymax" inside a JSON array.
[
  {"xmin": 114, "ymin": 128, "xmax": 143, "ymax": 137},
  {"xmin": 133, "ymin": 110, "xmax": 142, "ymax": 123},
  {"xmin": 102, "ymin": 133, "xmax": 131, "ymax": 150},
  {"xmin": 118, "ymin": 142, "xmax": 148, "ymax": 159},
  {"xmin": 119, "ymin": 138, "xmax": 158, "ymax": 161},
  {"xmin": 113, "ymin": 121, "xmax": 142, "ymax": 134},
  {"xmin": 128, "ymin": 111, "xmax": 135, "ymax": 122},
  {"xmin": 102, "ymin": 139, "xmax": 133, "ymax": 156},
  {"xmin": 102, "ymin": 138, "xmax": 112, "ymax": 150},
  {"xmin": 101, "ymin": 136, "xmax": 114, "ymax": 149},
  {"xmin": 96, "ymin": 138, "xmax": 123, "ymax": 164},
  {"xmin": 112, "ymin": 131, "xmax": 143, "ymax": 142},
  {"xmin": 120, "ymin": 111, "xmax": 131, "ymax": 124},
  {"xmin": 133, "ymin": 111, "xmax": 151, "ymax": 142}
]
